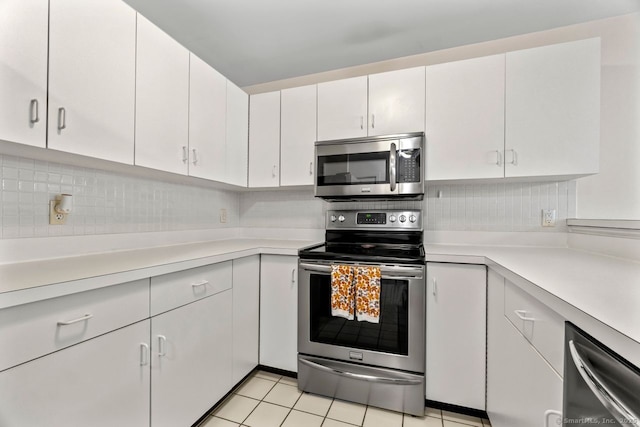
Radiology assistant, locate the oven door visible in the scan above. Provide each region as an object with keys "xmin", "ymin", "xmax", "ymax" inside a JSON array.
[{"xmin": 298, "ymin": 260, "xmax": 425, "ymax": 374}]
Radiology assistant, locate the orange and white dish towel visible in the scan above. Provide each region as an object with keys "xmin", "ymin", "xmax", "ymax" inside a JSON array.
[
  {"xmin": 331, "ymin": 265, "xmax": 355, "ymax": 320},
  {"xmin": 354, "ymin": 266, "xmax": 381, "ymax": 323},
  {"xmin": 331, "ymin": 265, "xmax": 381, "ymax": 323}
]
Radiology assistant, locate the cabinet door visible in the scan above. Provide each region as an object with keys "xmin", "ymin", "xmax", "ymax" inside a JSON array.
[
  {"xmin": 0, "ymin": 0, "xmax": 48, "ymax": 147},
  {"xmin": 189, "ymin": 53, "xmax": 227, "ymax": 181},
  {"xmin": 317, "ymin": 76, "xmax": 368, "ymax": 140},
  {"xmin": 0, "ymin": 321, "xmax": 150, "ymax": 426},
  {"xmin": 259, "ymin": 255, "xmax": 298, "ymax": 372},
  {"xmin": 232, "ymin": 256, "xmax": 260, "ymax": 384},
  {"xmin": 486, "ymin": 271, "xmax": 563, "ymax": 427},
  {"xmin": 151, "ymin": 291, "xmax": 233, "ymax": 427},
  {"xmin": 368, "ymin": 66, "xmax": 425, "ymax": 136},
  {"xmin": 426, "ymin": 263, "xmax": 486, "ymax": 410},
  {"xmin": 426, "ymin": 55, "xmax": 505, "ymax": 180},
  {"xmin": 248, "ymin": 91, "xmax": 281, "ymax": 187},
  {"xmin": 225, "ymin": 80, "xmax": 249, "ymax": 186},
  {"xmin": 135, "ymin": 15, "xmax": 189, "ymax": 175},
  {"xmin": 505, "ymin": 38, "xmax": 600, "ymax": 178},
  {"xmin": 47, "ymin": 0, "xmax": 136, "ymax": 164},
  {"xmin": 280, "ymin": 85, "xmax": 317, "ymax": 186}
]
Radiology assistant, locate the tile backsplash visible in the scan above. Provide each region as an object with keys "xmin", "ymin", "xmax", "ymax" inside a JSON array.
[
  {"xmin": 0, "ymin": 154, "xmax": 239, "ymax": 239},
  {"xmin": 241, "ymin": 181, "xmax": 576, "ymax": 232},
  {"xmin": 1, "ymin": 152, "xmax": 576, "ymax": 239}
]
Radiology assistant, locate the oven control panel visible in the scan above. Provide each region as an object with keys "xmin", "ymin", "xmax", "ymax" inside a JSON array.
[{"xmin": 327, "ymin": 210, "xmax": 422, "ymax": 230}]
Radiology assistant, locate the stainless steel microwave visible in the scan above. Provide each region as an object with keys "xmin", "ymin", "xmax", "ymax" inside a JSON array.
[{"xmin": 314, "ymin": 132, "xmax": 424, "ymax": 201}]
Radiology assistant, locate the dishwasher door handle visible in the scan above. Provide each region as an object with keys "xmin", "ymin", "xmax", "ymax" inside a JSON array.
[{"xmin": 569, "ymin": 340, "xmax": 640, "ymax": 424}]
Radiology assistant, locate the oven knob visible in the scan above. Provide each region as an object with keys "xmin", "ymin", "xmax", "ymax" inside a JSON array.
[
  {"xmin": 330, "ymin": 214, "xmax": 337, "ymax": 222},
  {"xmin": 389, "ymin": 215, "xmax": 397, "ymax": 223},
  {"xmin": 338, "ymin": 215, "xmax": 345, "ymax": 222},
  {"xmin": 409, "ymin": 215, "xmax": 417, "ymax": 223},
  {"xmin": 399, "ymin": 215, "xmax": 407, "ymax": 223}
]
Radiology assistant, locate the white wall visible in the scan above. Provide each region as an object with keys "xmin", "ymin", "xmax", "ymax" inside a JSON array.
[{"xmin": 245, "ymin": 13, "xmax": 640, "ymax": 221}]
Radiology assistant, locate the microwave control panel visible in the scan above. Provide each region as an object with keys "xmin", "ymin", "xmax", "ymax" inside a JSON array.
[{"xmin": 397, "ymin": 149, "xmax": 421, "ymax": 183}]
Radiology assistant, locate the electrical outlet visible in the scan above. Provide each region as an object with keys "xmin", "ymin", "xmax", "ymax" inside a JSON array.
[
  {"xmin": 219, "ymin": 208, "xmax": 227, "ymax": 223},
  {"xmin": 541, "ymin": 209, "xmax": 556, "ymax": 227},
  {"xmin": 49, "ymin": 200, "xmax": 67, "ymax": 225}
]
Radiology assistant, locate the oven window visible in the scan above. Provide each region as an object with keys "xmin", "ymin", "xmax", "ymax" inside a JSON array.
[
  {"xmin": 308, "ymin": 273, "xmax": 408, "ymax": 355},
  {"xmin": 317, "ymin": 152, "xmax": 389, "ymax": 186}
]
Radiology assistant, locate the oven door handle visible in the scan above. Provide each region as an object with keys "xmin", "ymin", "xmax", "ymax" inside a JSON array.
[
  {"xmin": 569, "ymin": 340, "xmax": 640, "ymax": 424},
  {"xmin": 299, "ymin": 262, "xmax": 423, "ymax": 279},
  {"xmin": 299, "ymin": 357, "xmax": 422, "ymax": 385}
]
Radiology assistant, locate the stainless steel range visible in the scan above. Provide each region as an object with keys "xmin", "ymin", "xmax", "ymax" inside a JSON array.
[{"xmin": 297, "ymin": 209, "xmax": 425, "ymax": 416}]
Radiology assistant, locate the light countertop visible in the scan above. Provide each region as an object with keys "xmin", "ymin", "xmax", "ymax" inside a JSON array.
[
  {"xmin": 425, "ymin": 244, "xmax": 640, "ymax": 364},
  {"xmin": 0, "ymin": 238, "xmax": 318, "ymax": 308}
]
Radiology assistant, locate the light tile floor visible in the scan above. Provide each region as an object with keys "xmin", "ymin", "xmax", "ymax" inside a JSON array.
[{"xmin": 200, "ymin": 370, "xmax": 491, "ymax": 427}]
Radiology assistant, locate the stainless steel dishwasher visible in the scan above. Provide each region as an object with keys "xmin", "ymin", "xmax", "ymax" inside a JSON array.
[{"xmin": 564, "ymin": 322, "xmax": 640, "ymax": 426}]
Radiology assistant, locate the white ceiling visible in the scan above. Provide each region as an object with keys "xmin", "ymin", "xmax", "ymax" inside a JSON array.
[{"xmin": 123, "ymin": 0, "xmax": 640, "ymax": 87}]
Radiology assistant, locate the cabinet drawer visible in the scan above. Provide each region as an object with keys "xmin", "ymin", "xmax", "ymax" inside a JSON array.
[
  {"xmin": 504, "ymin": 281, "xmax": 564, "ymax": 374},
  {"xmin": 0, "ymin": 279, "xmax": 149, "ymax": 372},
  {"xmin": 150, "ymin": 261, "xmax": 232, "ymax": 315}
]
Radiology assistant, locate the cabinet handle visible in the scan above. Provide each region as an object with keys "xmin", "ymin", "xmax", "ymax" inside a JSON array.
[
  {"xmin": 140, "ymin": 343, "xmax": 150, "ymax": 366},
  {"xmin": 30, "ymin": 99, "xmax": 40, "ymax": 123},
  {"xmin": 191, "ymin": 280, "xmax": 209, "ymax": 288},
  {"xmin": 544, "ymin": 410, "xmax": 562, "ymax": 427},
  {"xmin": 506, "ymin": 149, "xmax": 518, "ymax": 166},
  {"xmin": 360, "ymin": 116, "xmax": 364, "ymax": 130},
  {"xmin": 57, "ymin": 107, "xmax": 66, "ymax": 130},
  {"xmin": 291, "ymin": 268, "xmax": 296, "ymax": 284},
  {"xmin": 494, "ymin": 150, "xmax": 502, "ymax": 166},
  {"xmin": 432, "ymin": 278, "xmax": 437, "ymax": 297},
  {"xmin": 192, "ymin": 148, "xmax": 198, "ymax": 165},
  {"xmin": 182, "ymin": 146, "xmax": 188, "ymax": 163},
  {"xmin": 272, "ymin": 165, "xmax": 277, "ymax": 178},
  {"xmin": 309, "ymin": 162, "xmax": 313, "ymax": 176},
  {"xmin": 514, "ymin": 309, "xmax": 535, "ymax": 322},
  {"xmin": 157, "ymin": 335, "xmax": 167, "ymax": 357},
  {"xmin": 371, "ymin": 114, "xmax": 375, "ymax": 129},
  {"xmin": 57, "ymin": 313, "xmax": 93, "ymax": 326}
]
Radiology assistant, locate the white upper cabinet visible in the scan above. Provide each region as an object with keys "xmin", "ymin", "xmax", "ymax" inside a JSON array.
[
  {"xmin": 47, "ymin": 0, "xmax": 136, "ymax": 164},
  {"xmin": 368, "ymin": 66, "xmax": 425, "ymax": 136},
  {"xmin": 248, "ymin": 91, "xmax": 281, "ymax": 188},
  {"xmin": 0, "ymin": 0, "xmax": 48, "ymax": 148},
  {"xmin": 188, "ymin": 53, "xmax": 227, "ymax": 181},
  {"xmin": 225, "ymin": 81, "xmax": 249, "ymax": 187},
  {"xmin": 280, "ymin": 84, "xmax": 317, "ymax": 186},
  {"xmin": 135, "ymin": 15, "xmax": 189, "ymax": 175},
  {"xmin": 426, "ymin": 55, "xmax": 506, "ymax": 180},
  {"xmin": 317, "ymin": 76, "xmax": 368, "ymax": 140},
  {"xmin": 505, "ymin": 38, "xmax": 600, "ymax": 178}
]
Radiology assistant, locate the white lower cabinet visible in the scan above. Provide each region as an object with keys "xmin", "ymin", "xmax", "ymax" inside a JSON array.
[
  {"xmin": 487, "ymin": 270, "xmax": 563, "ymax": 427},
  {"xmin": 259, "ymin": 255, "xmax": 298, "ymax": 372},
  {"xmin": 0, "ymin": 320, "xmax": 151, "ymax": 427},
  {"xmin": 426, "ymin": 262, "xmax": 486, "ymax": 410},
  {"xmin": 232, "ymin": 255, "xmax": 260, "ymax": 383},
  {"xmin": 151, "ymin": 289, "xmax": 233, "ymax": 427}
]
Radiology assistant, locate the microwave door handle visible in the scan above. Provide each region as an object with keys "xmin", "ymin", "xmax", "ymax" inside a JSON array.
[{"xmin": 389, "ymin": 142, "xmax": 397, "ymax": 191}]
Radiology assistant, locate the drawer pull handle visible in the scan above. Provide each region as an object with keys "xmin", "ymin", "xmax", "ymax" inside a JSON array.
[
  {"xmin": 57, "ymin": 313, "xmax": 93, "ymax": 326},
  {"xmin": 157, "ymin": 335, "xmax": 167, "ymax": 357},
  {"xmin": 514, "ymin": 309, "xmax": 535, "ymax": 322},
  {"xmin": 432, "ymin": 278, "xmax": 437, "ymax": 297},
  {"xmin": 140, "ymin": 343, "xmax": 150, "ymax": 366},
  {"xmin": 191, "ymin": 280, "xmax": 209, "ymax": 288},
  {"xmin": 544, "ymin": 410, "xmax": 562, "ymax": 427},
  {"xmin": 291, "ymin": 268, "xmax": 296, "ymax": 284}
]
